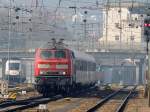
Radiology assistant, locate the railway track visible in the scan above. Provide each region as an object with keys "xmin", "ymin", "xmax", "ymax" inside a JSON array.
[
  {"xmin": 0, "ymin": 85, "xmax": 99, "ymax": 112},
  {"xmin": 18, "ymin": 85, "xmax": 100, "ymax": 112},
  {"xmin": 25, "ymin": 86, "xmax": 115, "ymax": 112},
  {"xmin": 87, "ymin": 86, "xmax": 137, "ymax": 112},
  {"xmin": 0, "ymin": 95, "xmax": 62, "ymax": 112},
  {"xmin": 0, "ymin": 86, "xmax": 96, "ymax": 112},
  {"xmin": 0, "ymin": 86, "xmax": 39, "ymax": 102},
  {"xmin": 0, "ymin": 85, "xmax": 131, "ymax": 112}
]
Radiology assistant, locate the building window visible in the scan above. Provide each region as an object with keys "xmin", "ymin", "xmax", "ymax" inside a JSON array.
[
  {"xmin": 115, "ymin": 23, "xmax": 119, "ymax": 27},
  {"xmin": 115, "ymin": 23, "xmax": 121, "ymax": 29},
  {"xmin": 130, "ymin": 36, "xmax": 134, "ymax": 41},
  {"xmin": 118, "ymin": 10, "xmax": 121, "ymax": 13},
  {"xmin": 115, "ymin": 35, "xmax": 119, "ymax": 40}
]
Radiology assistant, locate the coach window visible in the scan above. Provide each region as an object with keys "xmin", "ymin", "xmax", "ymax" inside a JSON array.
[
  {"xmin": 80, "ymin": 61, "xmax": 83, "ymax": 70},
  {"xmin": 55, "ymin": 50, "xmax": 66, "ymax": 58},
  {"xmin": 91, "ymin": 63, "xmax": 95, "ymax": 71},
  {"xmin": 92, "ymin": 63, "xmax": 94, "ymax": 71},
  {"xmin": 89, "ymin": 63, "xmax": 92, "ymax": 71},
  {"xmin": 91, "ymin": 63, "xmax": 93, "ymax": 71},
  {"xmin": 76, "ymin": 60, "xmax": 80, "ymax": 70},
  {"xmin": 89, "ymin": 62, "xmax": 91, "ymax": 71},
  {"xmin": 94, "ymin": 64, "xmax": 96, "ymax": 70},
  {"xmin": 79, "ymin": 61, "xmax": 82, "ymax": 70},
  {"xmin": 81, "ymin": 61, "xmax": 83, "ymax": 70},
  {"xmin": 87, "ymin": 62, "xmax": 90, "ymax": 71},
  {"xmin": 83, "ymin": 61, "xmax": 86, "ymax": 71}
]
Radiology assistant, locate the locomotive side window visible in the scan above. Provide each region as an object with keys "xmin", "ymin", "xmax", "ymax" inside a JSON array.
[
  {"xmin": 55, "ymin": 50, "xmax": 66, "ymax": 58},
  {"xmin": 71, "ymin": 52, "xmax": 75, "ymax": 59},
  {"xmin": 40, "ymin": 50, "xmax": 53, "ymax": 59}
]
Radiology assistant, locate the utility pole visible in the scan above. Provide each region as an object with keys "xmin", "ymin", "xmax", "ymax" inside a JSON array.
[
  {"xmin": 105, "ymin": 0, "xmax": 109, "ymax": 49},
  {"xmin": 83, "ymin": 11, "xmax": 87, "ymax": 39},
  {"xmin": 119, "ymin": 0, "xmax": 122, "ymax": 49},
  {"xmin": 83, "ymin": 11, "xmax": 89, "ymax": 50},
  {"xmin": 69, "ymin": 6, "xmax": 79, "ymax": 50},
  {"xmin": 36, "ymin": 0, "xmax": 38, "ymax": 8},
  {"xmin": 7, "ymin": 0, "xmax": 12, "ymax": 84}
]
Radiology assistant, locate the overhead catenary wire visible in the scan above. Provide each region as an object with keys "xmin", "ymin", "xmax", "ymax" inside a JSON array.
[{"xmin": 0, "ymin": 0, "xmax": 147, "ymax": 51}]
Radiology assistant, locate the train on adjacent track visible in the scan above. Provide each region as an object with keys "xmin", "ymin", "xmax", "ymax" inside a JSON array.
[
  {"xmin": 34, "ymin": 39, "xmax": 102, "ymax": 96},
  {"xmin": 5, "ymin": 58, "xmax": 26, "ymax": 84}
]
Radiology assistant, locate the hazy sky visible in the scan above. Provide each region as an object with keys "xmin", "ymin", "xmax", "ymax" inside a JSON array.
[
  {"xmin": 1, "ymin": 0, "xmax": 148, "ymax": 10},
  {"xmin": 0, "ymin": 0, "xmax": 148, "ymax": 23}
]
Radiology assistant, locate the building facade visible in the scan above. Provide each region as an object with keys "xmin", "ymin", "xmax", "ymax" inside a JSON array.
[{"xmin": 99, "ymin": 7, "xmax": 144, "ymax": 49}]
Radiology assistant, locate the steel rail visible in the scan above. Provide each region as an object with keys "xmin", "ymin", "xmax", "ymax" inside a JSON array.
[
  {"xmin": 87, "ymin": 87, "xmax": 126, "ymax": 112},
  {"xmin": 0, "ymin": 85, "xmax": 98, "ymax": 111},
  {"xmin": 87, "ymin": 86, "xmax": 136, "ymax": 112},
  {"xmin": 0, "ymin": 95, "xmax": 62, "ymax": 112},
  {"xmin": 115, "ymin": 86, "xmax": 137, "ymax": 112},
  {"xmin": 0, "ymin": 95, "xmax": 43, "ymax": 108}
]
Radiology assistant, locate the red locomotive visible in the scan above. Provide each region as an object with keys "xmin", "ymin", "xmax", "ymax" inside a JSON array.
[{"xmin": 34, "ymin": 39, "xmax": 100, "ymax": 96}]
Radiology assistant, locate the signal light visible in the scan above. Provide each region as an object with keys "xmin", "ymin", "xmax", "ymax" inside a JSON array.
[
  {"xmin": 144, "ymin": 24, "xmax": 148, "ymax": 27},
  {"xmin": 144, "ymin": 24, "xmax": 150, "ymax": 27},
  {"xmin": 144, "ymin": 18, "xmax": 150, "ymax": 37}
]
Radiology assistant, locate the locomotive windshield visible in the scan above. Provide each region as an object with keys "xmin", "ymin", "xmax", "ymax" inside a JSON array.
[
  {"xmin": 40, "ymin": 50, "xmax": 66, "ymax": 59},
  {"xmin": 55, "ymin": 50, "xmax": 66, "ymax": 58},
  {"xmin": 40, "ymin": 50, "xmax": 53, "ymax": 59},
  {"xmin": 9, "ymin": 63, "xmax": 20, "ymax": 70}
]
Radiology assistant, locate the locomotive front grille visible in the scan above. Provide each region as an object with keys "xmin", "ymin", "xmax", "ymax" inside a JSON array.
[
  {"xmin": 40, "ymin": 71, "xmax": 65, "ymax": 75},
  {"xmin": 46, "ymin": 71, "xmax": 59, "ymax": 75}
]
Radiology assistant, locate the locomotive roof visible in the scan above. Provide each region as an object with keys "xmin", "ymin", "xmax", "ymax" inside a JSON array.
[
  {"xmin": 38, "ymin": 47, "xmax": 95, "ymax": 63},
  {"xmin": 39, "ymin": 42, "xmax": 95, "ymax": 63}
]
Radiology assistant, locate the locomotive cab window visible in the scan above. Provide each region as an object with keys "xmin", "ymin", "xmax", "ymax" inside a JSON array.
[
  {"xmin": 55, "ymin": 50, "xmax": 66, "ymax": 58},
  {"xmin": 40, "ymin": 50, "xmax": 53, "ymax": 59},
  {"xmin": 9, "ymin": 63, "xmax": 20, "ymax": 70}
]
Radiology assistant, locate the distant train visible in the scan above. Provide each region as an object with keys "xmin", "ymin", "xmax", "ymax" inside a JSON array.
[
  {"xmin": 34, "ymin": 40, "xmax": 102, "ymax": 96},
  {"xmin": 5, "ymin": 59, "xmax": 26, "ymax": 84}
]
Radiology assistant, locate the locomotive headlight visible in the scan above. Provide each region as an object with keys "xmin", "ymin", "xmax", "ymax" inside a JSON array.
[
  {"xmin": 40, "ymin": 71, "xmax": 45, "ymax": 74},
  {"xmin": 62, "ymin": 72, "xmax": 66, "ymax": 75},
  {"xmin": 56, "ymin": 64, "xmax": 68, "ymax": 69},
  {"xmin": 38, "ymin": 64, "xmax": 50, "ymax": 68}
]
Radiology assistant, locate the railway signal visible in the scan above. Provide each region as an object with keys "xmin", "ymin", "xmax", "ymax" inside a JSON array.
[
  {"xmin": 144, "ymin": 18, "xmax": 150, "ymax": 107},
  {"xmin": 144, "ymin": 18, "xmax": 150, "ymax": 38},
  {"xmin": 144, "ymin": 18, "xmax": 150, "ymax": 55}
]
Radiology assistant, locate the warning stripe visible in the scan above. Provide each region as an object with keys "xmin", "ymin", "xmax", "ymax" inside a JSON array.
[{"xmin": 8, "ymin": 92, "xmax": 17, "ymax": 99}]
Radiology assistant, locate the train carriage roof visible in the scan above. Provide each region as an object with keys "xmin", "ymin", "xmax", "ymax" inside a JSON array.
[{"xmin": 71, "ymin": 49, "xmax": 96, "ymax": 63}]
